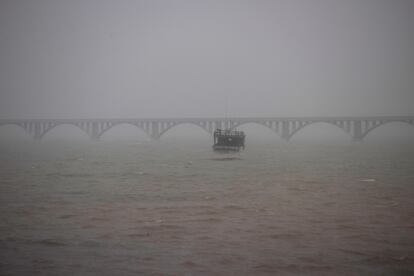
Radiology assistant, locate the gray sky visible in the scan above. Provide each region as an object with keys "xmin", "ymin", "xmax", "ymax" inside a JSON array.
[{"xmin": 0, "ymin": 0, "xmax": 413, "ymax": 119}]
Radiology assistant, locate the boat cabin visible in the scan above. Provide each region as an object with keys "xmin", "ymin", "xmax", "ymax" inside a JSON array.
[{"xmin": 213, "ymin": 129, "xmax": 245, "ymax": 151}]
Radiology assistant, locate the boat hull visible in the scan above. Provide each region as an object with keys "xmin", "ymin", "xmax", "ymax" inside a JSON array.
[{"xmin": 213, "ymin": 145, "xmax": 243, "ymax": 152}]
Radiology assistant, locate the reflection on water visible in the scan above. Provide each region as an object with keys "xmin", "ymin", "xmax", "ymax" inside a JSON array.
[{"xmin": 0, "ymin": 139, "xmax": 414, "ymax": 275}]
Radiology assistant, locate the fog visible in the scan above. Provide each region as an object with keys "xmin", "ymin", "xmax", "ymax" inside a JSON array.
[
  {"xmin": 2, "ymin": 3, "xmax": 414, "ymax": 275},
  {"xmin": 0, "ymin": 0, "xmax": 413, "ymax": 119}
]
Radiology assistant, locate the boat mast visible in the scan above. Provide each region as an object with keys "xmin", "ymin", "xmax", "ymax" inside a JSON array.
[{"xmin": 225, "ymin": 94, "xmax": 229, "ymax": 129}]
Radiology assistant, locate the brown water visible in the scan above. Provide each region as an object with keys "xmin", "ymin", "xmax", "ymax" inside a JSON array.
[{"xmin": 1, "ymin": 139, "xmax": 414, "ymax": 275}]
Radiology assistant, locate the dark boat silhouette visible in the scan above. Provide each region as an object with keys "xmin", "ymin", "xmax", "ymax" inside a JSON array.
[{"xmin": 213, "ymin": 129, "xmax": 245, "ymax": 151}]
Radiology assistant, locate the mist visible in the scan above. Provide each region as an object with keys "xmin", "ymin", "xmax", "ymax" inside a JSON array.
[
  {"xmin": 1, "ymin": 0, "xmax": 413, "ymax": 119},
  {"xmin": 2, "ymin": 2, "xmax": 414, "ymax": 275}
]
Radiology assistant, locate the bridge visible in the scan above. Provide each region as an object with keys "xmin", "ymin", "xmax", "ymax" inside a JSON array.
[{"xmin": 0, "ymin": 116, "xmax": 413, "ymax": 141}]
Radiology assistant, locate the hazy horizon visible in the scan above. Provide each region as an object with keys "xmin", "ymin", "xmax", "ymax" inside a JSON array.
[
  {"xmin": 1, "ymin": 0, "xmax": 414, "ymax": 119},
  {"xmin": 1, "ymin": 2, "xmax": 414, "ymax": 275}
]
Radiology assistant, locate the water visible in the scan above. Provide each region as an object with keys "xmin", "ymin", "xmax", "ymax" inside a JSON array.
[{"xmin": 1, "ymin": 139, "xmax": 414, "ymax": 275}]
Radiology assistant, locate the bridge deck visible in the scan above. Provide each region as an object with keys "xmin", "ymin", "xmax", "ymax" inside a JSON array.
[{"xmin": 1, "ymin": 116, "xmax": 413, "ymax": 141}]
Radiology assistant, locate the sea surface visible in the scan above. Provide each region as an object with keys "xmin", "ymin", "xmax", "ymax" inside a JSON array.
[{"xmin": 1, "ymin": 139, "xmax": 414, "ymax": 275}]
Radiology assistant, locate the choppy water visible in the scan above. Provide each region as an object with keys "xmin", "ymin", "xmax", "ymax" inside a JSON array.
[{"xmin": 1, "ymin": 139, "xmax": 414, "ymax": 275}]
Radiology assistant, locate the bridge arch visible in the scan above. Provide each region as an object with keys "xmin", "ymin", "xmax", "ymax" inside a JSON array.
[
  {"xmin": 158, "ymin": 122, "xmax": 211, "ymax": 139},
  {"xmin": 0, "ymin": 123, "xmax": 32, "ymax": 140},
  {"xmin": 232, "ymin": 121, "xmax": 277, "ymax": 132},
  {"xmin": 230, "ymin": 121, "xmax": 282, "ymax": 140},
  {"xmin": 361, "ymin": 120, "xmax": 414, "ymax": 140},
  {"xmin": 40, "ymin": 123, "xmax": 90, "ymax": 140},
  {"xmin": 97, "ymin": 122, "xmax": 151, "ymax": 140},
  {"xmin": 289, "ymin": 121, "xmax": 352, "ymax": 141}
]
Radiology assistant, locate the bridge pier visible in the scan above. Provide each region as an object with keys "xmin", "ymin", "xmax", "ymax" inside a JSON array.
[
  {"xmin": 281, "ymin": 121, "xmax": 291, "ymax": 141},
  {"xmin": 151, "ymin": 121, "xmax": 160, "ymax": 140},
  {"xmin": 28, "ymin": 121, "xmax": 44, "ymax": 140},
  {"xmin": 352, "ymin": 120, "xmax": 363, "ymax": 142},
  {"xmin": 90, "ymin": 122, "xmax": 100, "ymax": 141}
]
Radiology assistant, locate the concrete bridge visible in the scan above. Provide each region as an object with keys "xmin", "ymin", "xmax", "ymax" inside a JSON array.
[{"xmin": 0, "ymin": 116, "xmax": 413, "ymax": 141}]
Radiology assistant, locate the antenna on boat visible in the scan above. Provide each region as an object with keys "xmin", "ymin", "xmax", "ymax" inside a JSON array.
[
  {"xmin": 225, "ymin": 94, "xmax": 228, "ymax": 120},
  {"xmin": 225, "ymin": 93, "xmax": 232, "ymax": 130}
]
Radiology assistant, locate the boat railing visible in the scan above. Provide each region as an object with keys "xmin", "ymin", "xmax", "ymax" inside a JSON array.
[{"xmin": 214, "ymin": 129, "xmax": 245, "ymax": 137}]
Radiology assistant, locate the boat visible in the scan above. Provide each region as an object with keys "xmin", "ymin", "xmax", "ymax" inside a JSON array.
[{"xmin": 213, "ymin": 128, "xmax": 245, "ymax": 151}]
